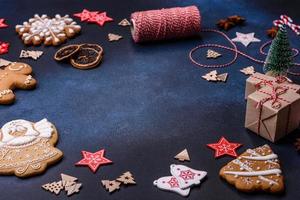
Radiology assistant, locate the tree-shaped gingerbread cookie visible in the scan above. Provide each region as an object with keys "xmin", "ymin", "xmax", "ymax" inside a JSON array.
[{"xmin": 0, "ymin": 62, "xmax": 36, "ymax": 104}]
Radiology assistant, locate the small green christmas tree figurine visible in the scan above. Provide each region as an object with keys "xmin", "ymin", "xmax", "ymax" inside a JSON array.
[{"xmin": 263, "ymin": 25, "xmax": 293, "ymax": 76}]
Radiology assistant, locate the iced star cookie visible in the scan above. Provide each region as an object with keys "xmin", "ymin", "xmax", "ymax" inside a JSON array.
[
  {"xmin": 0, "ymin": 62, "xmax": 37, "ymax": 104},
  {"xmin": 219, "ymin": 144, "xmax": 284, "ymax": 193},
  {"xmin": 0, "ymin": 119, "xmax": 63, "ymax": 177}
]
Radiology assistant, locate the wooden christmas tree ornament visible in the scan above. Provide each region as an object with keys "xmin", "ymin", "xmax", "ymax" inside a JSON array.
[
  {"xmin": 102, "ymin": 180, "xmax": 121, "ymax": 193},
  {"xmin": 116, "ymin": 171, "xmax": 136, "ymax": 184},
  {"xmin": 207, "ymin": 49, "xmax": 221, "ymax": 59},
  {"xmin": 174, "ymin": 149, "xmax": 190, "ymax": 161},
  {"xmin": 118, "ymin": 19, "xmax": 131, "ymax": 26}
]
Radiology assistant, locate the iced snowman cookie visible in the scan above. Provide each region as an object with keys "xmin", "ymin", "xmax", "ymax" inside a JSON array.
[
  {"xmin": 219, "ymin": 144, "xmax": 284, "ymax": 193},
  {"xmin": 153, "ymin": 176, "xmax": 190, "ymax": 196},
  {"xmin": 0, "ymin": 119, "xmax": 63, "ymax": 177},
  {"xmin": 170, "ymin": 164, "xmax": 207, "ymax": 189}
]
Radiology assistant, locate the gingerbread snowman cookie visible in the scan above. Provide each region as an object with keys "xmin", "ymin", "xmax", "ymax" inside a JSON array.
[
  {"xmin": 219, "ymin": 144, "xmax": 284, "ymax": 193},
  {"xmin": 0, "ymin": 62, "xmax": 36, "ymax": 104},
  {"xmin": 0, "ymin": 119, "xmax": 63, "ymax": 177}
]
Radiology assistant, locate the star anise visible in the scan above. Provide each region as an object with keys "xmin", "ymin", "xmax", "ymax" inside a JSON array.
[
  {"xmin": 267, "ymin": 26, "xmax": 279, "ymax": 38},
  {"xmin": 216, "ymin": 19, "xmax": 235, "ymax": 31},
  {"xmin": 227, "ymin": 15, "xmax": 246, "ymax": 25},
  {"xmin": 217, "ymin": 15, "xmax": 246, "ymax": 31},
  {"xmin": 294, "ymin": 138, "xmax": 300, "ymax": 151}
]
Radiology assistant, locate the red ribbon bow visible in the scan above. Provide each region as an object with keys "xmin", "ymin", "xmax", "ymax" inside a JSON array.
[
  {"xmin": 273, "ymin": 15, "xmax": 300, "ymax": 35},
  {"xmin": 256, "ymin": 84, "xmax": 288, "ymax": 109}
]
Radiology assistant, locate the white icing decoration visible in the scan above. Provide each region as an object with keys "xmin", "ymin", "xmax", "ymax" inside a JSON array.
[
  {"xmin": 231, "ymin": 151, "xmax": 280, "ymax": 186},
  {"xmin": 0, "ymin": 90, "xmax": 12, "ymax": 98},
  {"xmin": 0, "ymin": 119, "xmax": 53, "ymax": 147},
  {"xmin": 24, "ymin": 75, "xmax": 32, "ymax": 85},
  {"xmin": 241, "ymin": 154, "xmax": 278, "ymax": 161},
  {"xmin": 224, "ymin": 169, "xmax": 281, "ymax": 176},
  {"xmin": 8, "ymin": 63, "xmax": 26, "ymax": 71},
  {"xmin": 15, "ymin": 14, "xmax": 81, "ymax": 46}
]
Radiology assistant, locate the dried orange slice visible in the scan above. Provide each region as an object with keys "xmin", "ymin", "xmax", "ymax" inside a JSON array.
[
  {"xmin": 70, "ymin": 47, "xmax": 102, "ymax": 69},
  {"xmin": 54, "ymin": 44, "xmax": 80, "ymax": 61}
]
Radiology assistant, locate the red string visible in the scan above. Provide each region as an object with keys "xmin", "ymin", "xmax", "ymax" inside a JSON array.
[{"xmin": 189, "ymin": 29, "xmax": 300, "ymax": 76}]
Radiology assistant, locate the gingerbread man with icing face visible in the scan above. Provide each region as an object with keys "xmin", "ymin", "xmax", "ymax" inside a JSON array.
[{"xmin": 0, "ymin": 62, "xmax": 37, "ymax": 104}]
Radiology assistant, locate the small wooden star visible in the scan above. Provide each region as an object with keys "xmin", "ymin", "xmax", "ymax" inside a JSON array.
[
  {"xmin": 267, "ymin": 26, "xmax": 279, "ymax": 38},
  {"xmin": 207, "ymin": 137, "xmax": 242, "ymax": 158},
  {"xmin": 0, "ymin": 18, "xmax": 8, "ymax": 28},
  {"xmin": 240, "ymin": 66, "xmax": 255, "ymax": 75},
  {"xmin": 75, "ymin": 149, "xmax": 112, "ymax": 173},
  {"xmin": 108, "ymin": 33, "xmax": 123, "ymax": 42},
  {"xmin": 232, "ymin": 32, "xmax": 261, "ymax": 47}
]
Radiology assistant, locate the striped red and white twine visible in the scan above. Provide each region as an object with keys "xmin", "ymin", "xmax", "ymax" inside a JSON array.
[{"xmin": 189, "ymin": 28, "xmax": 300, "ymax": 76}]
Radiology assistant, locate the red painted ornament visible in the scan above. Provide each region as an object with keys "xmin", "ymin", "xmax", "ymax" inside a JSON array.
[
  {"xmin": 207, "ymin": 137, "xmax": 242, "ymax": 158},
  {"xmin": 0, "ymin": 19, "xmax": 8, "ymax": 28},
  {"xmin": 88, "ymin": 12, "xmax": 113, "ymax": 26},
  {"xmin": 74, "ymin": 9, "xmax": 99, "ymax": 22},
  {"xmin": 0, "ymin": 41, "xmax": 9, "ymax": 55},
  {"xmin": 75, "ymin": 149, "xmax": 112, "ymax": 173}
]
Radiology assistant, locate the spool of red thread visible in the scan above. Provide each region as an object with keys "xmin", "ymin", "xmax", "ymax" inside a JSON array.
[{"xmin": 130, "ymin": 5, "xmax": 201, "ymax": 43}]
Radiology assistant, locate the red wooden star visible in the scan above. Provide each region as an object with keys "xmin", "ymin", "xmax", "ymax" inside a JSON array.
[
  {"xmin": 0, "ymin": 19, "xmax": 8, "ymax": 28},
  {"xmin": 0, "ymin": 41, "xmax": 9, "ymax": 55},
  {"xmin": 207, "ymin": 137, "xmax": 242, "ymax": 158},
  {"xmin": 88, "ymin": 12, "xmax": 113, "ymax": 26},
  {"xmin": 75, "ymin": 149, "xmax": 112, "ymax": 173},
  {"xmin": 74, "ymin": 9, "xmax": 99, "ymax": 22}
]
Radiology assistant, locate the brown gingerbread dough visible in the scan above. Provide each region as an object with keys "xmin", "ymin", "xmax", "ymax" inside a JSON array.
[{"xmin": 0, "ymin": 62, "xmax": 37, "ymax": 104}]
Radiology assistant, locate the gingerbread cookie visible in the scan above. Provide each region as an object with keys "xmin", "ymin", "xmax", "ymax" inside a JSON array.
[
  {"xmin": 0, "ymin": 62, "xmax": 37, "ymax": 104},
  {"xmin": 0, "ymin": 119, "xmax": 63, "ymax": 177},
  {"xmin": 15, "ymin": 14, "xmax": 81, "ymax": 46},
  {"xmin": 220, "ymin": 144, "xmax": 284, "ymax": 193}
]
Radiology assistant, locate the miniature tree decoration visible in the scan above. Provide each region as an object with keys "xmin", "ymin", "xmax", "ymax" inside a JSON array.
[
  {"xmin": 263, "ymin": 25, "xmax": 292, "ymax": 76},
  {"xmin": 263, "ymin": 15, "xmax": 300, "ymax": 76}
]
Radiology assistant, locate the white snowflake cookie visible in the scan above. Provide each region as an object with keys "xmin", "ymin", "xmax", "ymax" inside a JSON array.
[{"xmin": 16, "ymin": 14, "xmax": 81, "ymax": 46}]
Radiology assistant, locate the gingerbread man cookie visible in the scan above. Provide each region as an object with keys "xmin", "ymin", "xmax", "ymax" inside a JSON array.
[
  {"xmin": 0, "ymin": 119, "xmax": 63, "ymax": 177},
  {"xmin": 0, "ymin": 62, "xmax": 37, "ymax": 104}
]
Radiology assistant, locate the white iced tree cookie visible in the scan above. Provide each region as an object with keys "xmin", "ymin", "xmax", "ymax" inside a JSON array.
[{"xmin": 16, "ymin": 14, "xmax": 81, "ymax": 46}]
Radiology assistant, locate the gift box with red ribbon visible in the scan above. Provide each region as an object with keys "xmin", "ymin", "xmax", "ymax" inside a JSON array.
[
  {"xmin": 245, "ymin": 81, "xmax": 300, "ymax": 142},
  {"xmin": 245, "ymin": 72, "xmax": 300, "ymax": 99}
]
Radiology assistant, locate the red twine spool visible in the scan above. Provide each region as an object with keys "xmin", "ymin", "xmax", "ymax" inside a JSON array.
[{"xmin": 130, "ymin": 6, "xmax": 201, "ymax": 43}]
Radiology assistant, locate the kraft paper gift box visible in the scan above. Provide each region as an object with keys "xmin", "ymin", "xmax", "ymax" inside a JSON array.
[
  {"xmin": 245, "ymin": 72, "xmax": 300, "ymax": 99},
  {"xmin": 245, "ymin": 84, "xmax": 300, "ymax": 142}
]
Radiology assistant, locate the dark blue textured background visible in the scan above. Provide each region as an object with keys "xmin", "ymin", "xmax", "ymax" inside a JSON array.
[{"xmin": 0, "ymin": 0, "xmax": 300, "ymax": 199}]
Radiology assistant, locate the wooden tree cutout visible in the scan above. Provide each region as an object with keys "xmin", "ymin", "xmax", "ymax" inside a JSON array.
[
  {"xmin": 116, "ymin": 171, "xmax": 136, "ymax": 185},
  {"xmin": 174, "ymin": 149, "xmax": 190, "ymax": 161},
  {"xmin": 102, "ymin": 180, "xmax": 121, "ymax": 193}
]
